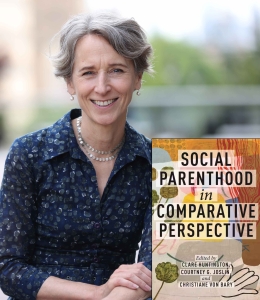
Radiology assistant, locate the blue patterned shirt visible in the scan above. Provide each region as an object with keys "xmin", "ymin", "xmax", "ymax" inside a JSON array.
[{"xmin": 0, "ymin": 109, "xmax": 151, "ymax": 300}]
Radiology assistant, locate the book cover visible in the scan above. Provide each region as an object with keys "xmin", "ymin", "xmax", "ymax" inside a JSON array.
[{"xmin": 152, "ymin": 139, "xmax": 260, "ymax": 300}]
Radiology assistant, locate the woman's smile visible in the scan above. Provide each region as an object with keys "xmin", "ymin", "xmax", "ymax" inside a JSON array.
[{"xmin": 91, "ymin": 98, "xmax": 119, "ymax": 107}]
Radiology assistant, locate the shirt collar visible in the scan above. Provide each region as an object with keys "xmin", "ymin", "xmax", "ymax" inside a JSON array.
[
  {"xmin": 43, "ymin": 109, "xmax": 151, "ymax": 165},
  {"xmin": 43, "ymin": 110, "xmax": 78, "ymax": 161}
]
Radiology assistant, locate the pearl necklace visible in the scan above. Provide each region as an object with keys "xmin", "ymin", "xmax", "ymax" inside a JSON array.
[{"xmin": 76, "ymin": 117, "xmax": 124, "ymax": 162}]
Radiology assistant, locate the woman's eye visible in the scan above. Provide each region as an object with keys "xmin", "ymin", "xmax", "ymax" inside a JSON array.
[
  {"xmin": 112, "ymin": 69, "xmax": 123, "ymax": 73},
  {"xmin": 83, "ymin": 71, "xmax": 94, "ymax": 76}
]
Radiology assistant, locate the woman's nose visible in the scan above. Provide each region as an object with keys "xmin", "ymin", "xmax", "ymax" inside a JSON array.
[{"xmin": 94, "ymin": 72, "xmax": 111, "ymax": 95}]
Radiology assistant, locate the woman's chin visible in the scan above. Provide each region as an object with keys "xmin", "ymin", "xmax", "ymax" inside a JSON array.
[{"xmin": 88, "ymin": 114, "xmax": 126, "ymax": 127}]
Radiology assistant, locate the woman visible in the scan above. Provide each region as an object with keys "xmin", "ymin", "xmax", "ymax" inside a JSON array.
[{"xmin": 0, "ymin": 12, "xmax": 153, "ymax": 300}]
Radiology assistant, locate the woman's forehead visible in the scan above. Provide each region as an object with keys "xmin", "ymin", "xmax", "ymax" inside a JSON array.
[{"xmin": 74, "ymin": 34, "xmax": 130, "ymax": 66}]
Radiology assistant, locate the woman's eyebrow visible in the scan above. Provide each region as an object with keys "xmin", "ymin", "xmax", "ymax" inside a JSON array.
[
  {"xmin": 108, "ymin": 63, "xmax": 128, "ymax": 68},
  {"xmin": 78, "ymin": 63, "xmax": 128, "ymax": 73},
  {"xmin": 78, "ymin": 65, "xmax": 95, "ymax": 72}
]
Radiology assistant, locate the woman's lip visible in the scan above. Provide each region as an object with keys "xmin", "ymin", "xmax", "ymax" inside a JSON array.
[{"xmin": 91, "ymin": 98, "xmax": 118, "ymax": 107}]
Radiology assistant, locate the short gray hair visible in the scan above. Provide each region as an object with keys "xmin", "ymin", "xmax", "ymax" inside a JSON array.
[{"xmin": 50, "ymin": 12, "xmax": 153, "ymax": 79}]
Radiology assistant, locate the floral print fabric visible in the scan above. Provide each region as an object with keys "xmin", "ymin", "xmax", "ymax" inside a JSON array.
[{"xmin": 0, "ymin": 109, "xmax": 151, "ymax": 300}]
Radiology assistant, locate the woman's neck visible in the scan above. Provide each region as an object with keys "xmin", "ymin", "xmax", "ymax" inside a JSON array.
[{"xmin": 73, "ymin": 114, "xmax": 126, "ymax": 153}]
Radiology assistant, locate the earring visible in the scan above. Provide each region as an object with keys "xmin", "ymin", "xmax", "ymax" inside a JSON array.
[
  {"xmin": 136, "ymin": 90, "xmax": 141, "ymax": 96},
  {"xmin": 70, "ymin": 94, "xmax": 74, "ymax": 101}
]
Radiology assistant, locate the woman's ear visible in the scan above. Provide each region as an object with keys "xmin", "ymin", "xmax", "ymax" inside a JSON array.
[
  {"xmin": 135, "ymin": 72, "xmax": 143, "ymax": 91},
  {"xmin": 66, "ymin": 78, "xmax": 75, "ymax": 95}
]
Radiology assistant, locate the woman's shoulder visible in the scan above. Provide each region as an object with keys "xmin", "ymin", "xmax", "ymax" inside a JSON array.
[
  {"xmin": 125, "ymin": 122, "xmax": 151, "ymax": 144},
  {"xmin": 125, "ymin": 122, "xmax": 151, "ymax": 164},
  {"xmin": 8, "ymin": 111, "xmax": 73, "ymax": 160}
]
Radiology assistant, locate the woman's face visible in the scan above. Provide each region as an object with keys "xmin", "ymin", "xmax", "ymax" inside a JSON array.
[{"xmin": 67, "ymin": 34, "xmax": 142, "ymax": 127}]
